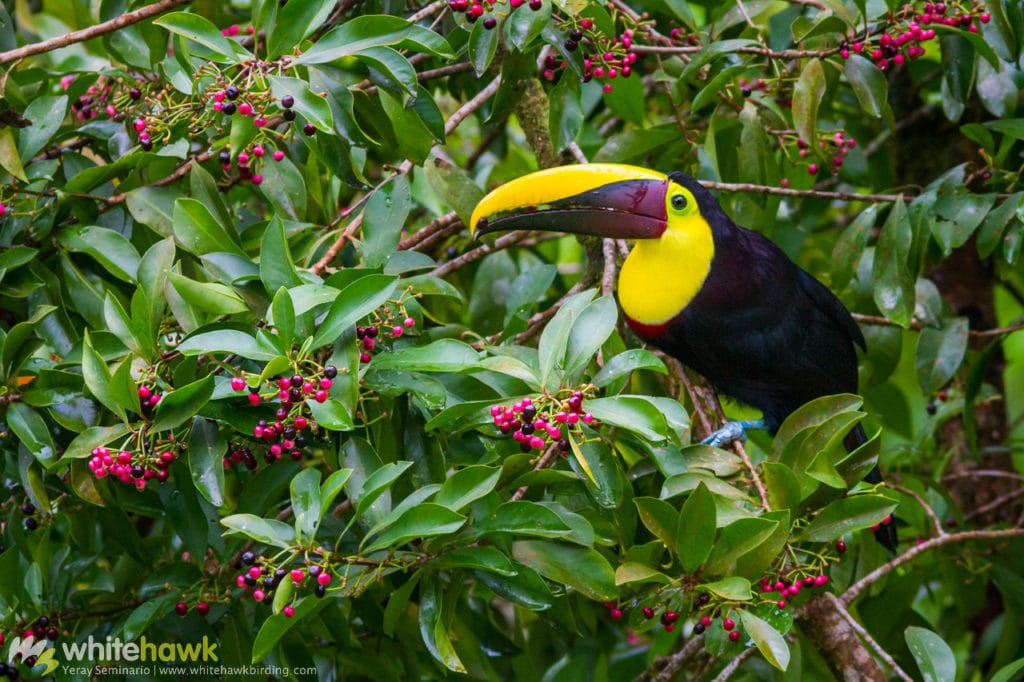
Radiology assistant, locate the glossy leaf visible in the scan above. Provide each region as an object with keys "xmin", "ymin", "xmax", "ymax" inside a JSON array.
[
  {"xmin": 799, "ymin": 494, "xmax": 898, "ymax": 542},
  {"xmin": 916, "ymin": 318, "xmax": 969, "ymax": 395},
  {"xmin": 740, "ymin": 610, "xmax": 791, "ymax": 671},
  {"xmin": 676, "ymin": 482, "xmax": 715, "ymax": 573},
  {"xmin": 363, "ymin": 503, "xmax": 466, "ymax": 552},
  {"xmin": 905, "ymin": 626, "xmax": 957, "ymax": 682},
  {"xmin": 512, "ymin": 540, "xmax": 617, "ymax": 601}
]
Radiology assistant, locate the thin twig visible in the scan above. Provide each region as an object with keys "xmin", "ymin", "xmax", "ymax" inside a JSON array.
[
  {"xmin": 0, "ymin": 0, "xmax": 191, "ymax": 64},
  {"xmin": 567, "ymin": 141, "xmax": 589, "ymax": 164},
  {"xmin": 710, "ymin": 647, "xmax": 757, "ymax": 682},
  {"xmin": 839, "ymin": 528, "xmax": 1024, "ymax": 606},
  {"xmin": 407, "ymin": 0, "xmax": 446, "ymax": 22},
  {"xmin": 631, "ymin": 44, "xmax": 840, "ymax": 59},
  {"xmin": 941, "ymin": 470, "xmax": 1024, "ymax": 482},
  {"xmin": 734, "ymin": 440, "xmax": 770, "ymax": 512},
  {"xmin": 633, "ymin": 634, "xmax": 705, "ymax": 682},
  {"xmin": 312, "ymin": 213, "xmax": 364, "ymax": 275},
  {"xmin": 851, "ymin": 313, "xmax": 1024, "ymax": 338},
  {"xmin": 429, "ymin": 231, "xmax": 528, "ymax": 278},
  {"xmin": 888, "ymin": 483, "xmax": 945, "ymax": 538},
  {"xmin": 704, "ymin": 180, "xmax": 910, "ymax": 203},
  {"xmin": 824, "ymin": 594, "xmax": 915, "ymax": 682},
  {"xmin": 445, "ymin": 75, "xmax": 502, "ymax": 136},
  {"xmin": 102, "ymin": 150, "xmax": 212, "ymax": 208},
  {"xmin": 964, "ymin": 487, "xmax": 1024, "ymax": 523},
  {"xmin": 510, "ymin": 442, "xmax": 560, "ymax": 501},
  {"xmin": 601, "ymin": 239, "xmax": 617, "ymax": 297},
  {"xmin": 398, "ymin": 211, "xmax": 460, "ymax": 250}
]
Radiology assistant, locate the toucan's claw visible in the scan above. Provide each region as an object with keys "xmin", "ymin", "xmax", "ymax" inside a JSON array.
[{"xmin": 701, "ymin": 419, "xmax": 767, "ymax": 448}]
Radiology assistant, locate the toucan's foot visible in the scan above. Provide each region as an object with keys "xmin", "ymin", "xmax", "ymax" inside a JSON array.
[{"xmin": 701, "ymin": 419, "xmax": 766, "ymax": 448}]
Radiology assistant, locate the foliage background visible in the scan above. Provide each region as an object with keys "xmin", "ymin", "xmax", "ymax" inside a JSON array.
[{"xmin": 0, "ymin": 0, "xmax": 1023, "ymax": 680}]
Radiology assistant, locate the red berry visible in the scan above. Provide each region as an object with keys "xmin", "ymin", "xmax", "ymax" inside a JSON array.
[
  {"xmin": 273, "ymin": 150, "xmax": 285, "ymax": 161},
  {"xmin": 642, "ymin": 606, "xmax": 654, "ymax": 619},
  {"xmin": 392, "ymin": 326, "xmax": 403, "ymax": 337},
  {"xmin": 610, "ymin": 608, "xmax": 623, "ymax": 621},
  {"xmin": 283, "ymin": 605, "xmax": 295, "ymax": 618},
  {"xmin": 317, "ymin": 572, "xmax": 331, "ymax": 586},
  {"xmin": 196, "ymin": 602, "xmax": 210, "ymax": 615},
  {"xmin": 290, "ymin": 569, "xmax": 304, "ymax": 583},
  {"xmin": 728, "ymin": 630, "xmax": 741, "ymax": 641},
  {"xmin": 836, "ymin": 540, "xmax": 847, "ymax": 553},
  {"xmin": 303, "ymin": 123, "xmax": 316, "ymax": 136},
  {"xmin": 808, "ymin": 163, "xmax": 819, "ymax": 175},
  {"xmin": 723, "ymin": 618, "xmax": 735, "ymax": 631},
  {"xmin": 253, "ymin": 589, "xmax": 265, "ymax": 602},
  {"xmin": 294, "ymin": 416, "xmax": 308, "ymax": 429},
  {"xmin": 314, "ymin": 389, "xmax": 328, "ymax": 402},
  {"xmin": 700, "ymin": 615, "xmax": 711, "ymax": 627},
  {"xmin": 777, "ymin": 599, "xmax": 787, "ymax": 609},
  {"xmin": 231, "ymin": 377, "xmax": 246, "ymax": 391},
  {"xmin": 248, "ymin": 393, "xmax": 261, "ymax": 406},
  {"xmin": 138, "ymin": 385, "xmax": 151, "ymax": 399},
  {"xmin": 175, "ymin": 602, "xmax": 188, "ymax": 616},
  {"xmin": 252, "ymin": 174, "xmax": 263, "ymax": 185},
  {"xmin": 814, "ymin": 575, "xmax": 829, "ymax": 587}
]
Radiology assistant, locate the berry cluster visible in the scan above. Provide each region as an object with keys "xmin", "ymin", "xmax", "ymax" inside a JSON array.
[
  {"xmin": 174, "ymin": 600, "xmax": 211, "ymax": 616},
  {"xmin": 356, "ymin": 318, "xmax": 415, "ymax": 363},
  {"xmin": 448, "ymin": 0, "xmax": 543, "ymax": 29},
  {"xmin": 18, "ymin": 615, "xmax": 61, "ymax": 643},
  {"xmin": 839, "ymin": 2, "xmax": 989, "ymax": 69},
  {"xmin": 543, "ymin": 19, "xmax": 641, "ymax": 94},
  {"xmin": 137, "ymin": 382, "xmax": 163, "ymax": 418},
  {"xmin": 757, "ymin": 572, "xmax": 830, "ymax": 609},
  {"xmin": 488, "ymin": 388, "xmax": 596, "ymax": 453},
  {"xmin": 20, "ymin": 500, "xmax": 40, "ymax": 532},
  {"xmin": 354, "ymin": 292, "xmax": 419, "ymax": 363},
  {"xmin": 779, "ymin": 131, "xmax": 857, "ymax": 181},
  {"xmin": 87, "ymin": 442, "xmax": 179, "ymax": 489},
  {"xmin": 234, "ymin": 551, "xmax": 332, "ymax": 614},
  {"xmin": 225, "ymin": 366, "xmax": 337, "ymax": 469}
]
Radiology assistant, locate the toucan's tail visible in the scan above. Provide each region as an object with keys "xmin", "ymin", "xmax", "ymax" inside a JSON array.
[{"xmin": 846, "ymin": 423, "xmax": 898, "ymax": 552}]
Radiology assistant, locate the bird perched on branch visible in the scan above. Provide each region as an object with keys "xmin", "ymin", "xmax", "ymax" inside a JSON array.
[{"xmin": 470, "ymin": 163, "xmax": 896, "ymax": 551}]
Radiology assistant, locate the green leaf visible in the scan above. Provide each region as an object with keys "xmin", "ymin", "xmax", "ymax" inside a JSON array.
[
  {"xmin": 18, "ymin": 95, "xmax": 68, "ymax": 160},
  {"xmin": 363, "ymin": 175, "xmax": 412, "ymax": 268},
  {"xmin": 363, "ymin": 503, "xmax": 466, "ymax": 552},
  {"xmin": 260, "ymin": 216, "xmax": 302, "ymax": 294},
  {"xmin": 0, "ymin": 127, "xmax": 27, "ymax": 182},
  {"xmin": 58, "ymin": 225, "xmax": 141, "ymax": 283},
  {"xmin": 356, "ymin": 46, "xmax": 417, "ymax": 97},
  {"xmin": 311, "ymin": 274, "xmax": 398, "ymax": 347},
  {"xmin": 151, "ymin": 374, "xmax": 214, "ymax": 432},
  {"xmin": 167, "ymin": 273, "xmax": 248, "ymax": 315},
  {"xmin": 905, "ymin": 626, "xmax": 957, "ymax": 682},
  {"xmin": 64, "ymin": 424, "xmax": 131, "ymax": 460},
  {"xmin": 584, "ymin": 396, "xmax": 669, "ymax": 442},
  {"xmin": 793, "ymin": 58, "xmax": 825, "ymax": 152},
  {"xmin": 81, "ymin": 330, "xmax": 127, "ymax": 422},
  {"xmin": 434, "ymin": 465, "xmax": 501, "ymax": 512},
  {"xmin": 369, "ymin": 339, "xmax": 480, "ymax": 372},
  {"xmin": 469, "ymin": 19, "xmax": 500, "ymax": 75},
  {"xmin": 512, "ymin": 540, "xmax": 617, "ymax": 601},
  {"xmin": 419, "ymin": 577, "xmax": 467, "ymax": 673},
  {"xmin": 771, "ymin": 394, "xmax": 864, "ymax": 457},
  {"xmin": 677, "ymin": 482, "xmax": 715, "ymax": 573},
  {"xmin": 290, "ymin": 467, "xmax": 322, "ymax": 542},
  {"xmin": 383, "ymin": 570, "xmax": 423, "ymax": 637},
  {"xmin": 634, "ymin": 497, "xmax": 679, "ymax": 556},
  {"xmin": 705, "ymin": 517, "xmax": 780, "ymax": 574},
  {"xmin": 564, "ymin": 295, "xmax": 618, "ymax": 379},
  {"xmin": 916, "ymin": 318, "xmax": 969, "ymax": 395},
  {"xmin": 251, "ymin": 597, "xmax": 330, "ymax": 662},
  {"xmin": 172, "ymin": 198, "xmax": 244, "ymax": 257},
  {"xmin": 538, "ymin": 288, "xmax": 594, "ymax": 387},
  {"xmin": 739, "ymin": 610, "xmax": 791, "ymax": 671},
  {"xmin": 266, "ymin": 0, "xmax": 333, "ymax": 58},
  {"xmin": 294, "ymin": 14, "xmax": 452, "ymax": 65},
  {"xmin": 471, "ymin": 501, "xmax": 572, "ymax": 539},
  {"xmin": 799, "ymin": 494, "xmax": 898, "ymax": 542},
  {"xmin": 188, "ymin": 417, "xmax": 226, "ymax": 508},
  {"xmin": 592, "ymin": 349, "xmax": 667, "ymax": 388},
  {"xmin": 504, "ymin": 1, "xmax": 551, "ymax": 49},
  {"xmin": 991, "ymin": 659, "xmax": 1024, "ymax": 682},
  {"xmin": 270, "ymin": 287, "xmax": 296, "ymax": 349},
  {"xmin": 154, "ymin": 12, "xmax": 242, "ymax": 62},
  {"xmin": 615, "ymin": 562, "xmax": 673, "ymax": 586},
  {"xmin": 433, "ymin": 546, "xmax": 516, "ymax": 576},
  {"xmin": 267, "ymin": 75, "xmax": 334, "ymax": 132},
  {"xmin": 352, "ymin": 460, "xmax": 414, "ymax": 516},
  {"xmin": 177, "ymin": 328, "xmax": 278, "ymax": 361},
  {"xmin": 7, "ymin": 403, "xmax": 57, "ymax": 467},
  {"xmin": 763, "ymin": 462, "xmax": 801, "ymax": 512},
  {"xmin": 844, "ymin": 56, "xmax": 888, "ymax": 118},
  {"xmin": 221, "ymin": 513, "xmax": 296, "ymax": 548},
  {"xmin": 702, "ymin": 576, "xmax": 753, "ymax": 600}
]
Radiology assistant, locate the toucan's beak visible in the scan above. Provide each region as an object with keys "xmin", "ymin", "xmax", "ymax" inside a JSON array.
[{"xmin": 470, "ymin": 164, "xmax": 669, "ymax": 240}]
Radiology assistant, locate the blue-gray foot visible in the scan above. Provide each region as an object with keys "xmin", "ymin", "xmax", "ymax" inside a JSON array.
[{"xmin": 701, "ymin": 419, "xmax": 767, "ymax": 448}]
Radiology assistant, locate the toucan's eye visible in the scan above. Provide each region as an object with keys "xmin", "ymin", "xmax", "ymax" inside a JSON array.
[{"xmin": 671, "ymin": 194, "xmax": 688, "ymax": 211}]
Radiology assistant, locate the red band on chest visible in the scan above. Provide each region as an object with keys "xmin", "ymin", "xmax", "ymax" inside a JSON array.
[{"xmin": 625, "ymin": 316, "xmax": 670, "ymax": 339}]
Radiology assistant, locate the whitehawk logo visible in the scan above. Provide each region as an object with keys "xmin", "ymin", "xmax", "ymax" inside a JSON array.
[{"xmin": 7, "ymin": 635, "xmax": 60, "ymax": 676}]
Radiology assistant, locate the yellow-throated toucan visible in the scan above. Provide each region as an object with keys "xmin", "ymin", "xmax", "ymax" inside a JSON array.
[{"xmin": 470, "ymin": 163, "xmax": 896, "ymax": 550}]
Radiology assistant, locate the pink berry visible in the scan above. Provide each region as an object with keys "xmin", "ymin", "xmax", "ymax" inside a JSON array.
[
  {"xmin": 314, "ymin": 389, "xmax": 328, "ymax": 402},
  {"xmin": 290, "ymin": 569, "xmax": 304, "ymax": 582},
  {"xmin": 248, "ymin": 393, "xmax": 261, "ymax": 406},
  {"xmin": 392, "ymin": 326, "xmax": 403, "ymax": 337},
  {"xmin": 253, "ymin": 589, "xmax": 265, "ymax": 601},
  {"xmin": 238, "ymin": 102, "xmax": 253, "ymax": 116},
  {"xmin": 134, "ymin": 119, "xmax": 146, "ymax": 132},
  {"xmin": 808, "ymin": 163, "xmax": 819, "ymax": 175},
  {"xmin": 252, "ymin": 174, "xmax": 263, "ymax": 185},
  {"xmin": 403, "ymin": 317, "xmax": 415, "ymax": 327},
  {"xmin": 273, "ymin": 150, "xmax": 285, "ymax": 161},
  {"xmin": 777, "ymin": 599, "xmax": 787, "ymax": 609},
  {"xmin": 317, "ymin": 573, "xmax": 331, "ymax": 586},
  {"xmin": 319, "ymin": 378, "xmax": 333, "ymax": 389},
  {"xmin": 249, "ymin": 567, "xmax": 262, "ymax": 579},
  {"xmin": 610, "ymin": 608, "xmax": 623, "ymax": 621},
  {"xmin": 253, "ymin": 145, "xmax": 265, "ymax": 157},
  {"xmin": 729, "ymin": 630, "xmax": 741, "ymax": 641},
  {"xmin": 231, "ymin": 377, "xmax": 246, "ymax": 391},
  {"xmin": 723, "ymin": 618, "xmax": 735, "ymax": 631},
  {"xmin": 283, "ymin": 605, "xmax": 295, "ymax": 618},
  {"xmin": 237, "ymin": 152, "xmax": 250, "ymax": 164}
]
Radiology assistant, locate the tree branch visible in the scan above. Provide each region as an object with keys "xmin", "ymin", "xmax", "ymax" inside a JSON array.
[
  {"xmin": 0, "ymin": 0, "xmax": 192, "ymax": 65},
  {"xmin": 703, "ymin": 180, "xmax": 911, "ymax": 203},
  {"xmin": 851, "ymin": 313, "xmax": 1024, "ymax": 338},
  {"xmin": 839, "ymin": 528, "xmax": 1024, "ymax": 607},
  {"xmin": 312, "ymin": 212, "xmax": 363, "ymax": 275},
  {"xmin": 823, "ymin": 593, "xmax": 915, "ymax": 682},
  {"xmin": 632, "ymin": 634, "xmax": 706, "ymax": 682},
  {"xmin": 631, "ymin": 44, "xmax": 840, "ymax": 59}
]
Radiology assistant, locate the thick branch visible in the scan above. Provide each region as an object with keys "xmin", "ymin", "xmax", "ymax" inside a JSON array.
[
  {"xmin": 0, "ymin": 0, "xmax": 192, "ymax": 64},
  {"xmin": 797, "ymin": 594, "xmax": 888, "ymax": 681}
]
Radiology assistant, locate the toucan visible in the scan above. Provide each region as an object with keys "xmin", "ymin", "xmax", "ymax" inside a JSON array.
[{"xmin": 470, "ymin": 163, "xmax": 897, "ymax": 551}]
